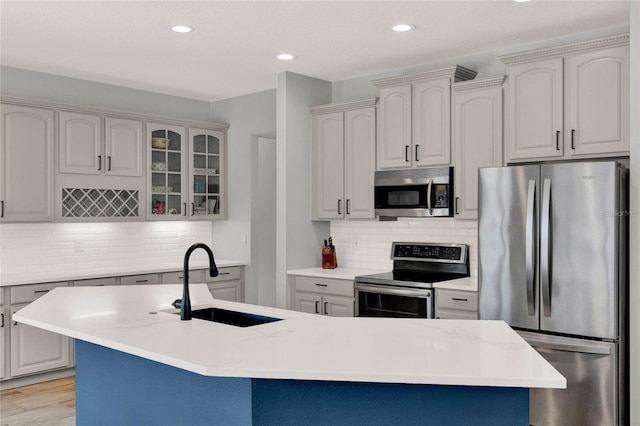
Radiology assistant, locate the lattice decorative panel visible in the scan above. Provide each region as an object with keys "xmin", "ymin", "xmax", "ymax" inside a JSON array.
[{"xmin": 62, "ymin": 188, "xmax": 139, "ymax": 218}]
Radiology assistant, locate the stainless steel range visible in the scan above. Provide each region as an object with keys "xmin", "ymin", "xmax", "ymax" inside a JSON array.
[{"xmin": 354, "ymin": 242, "xmax": 469, "ymax": 318}]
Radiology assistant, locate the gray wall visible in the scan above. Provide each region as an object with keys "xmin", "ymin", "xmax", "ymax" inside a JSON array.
[
  {"xmin": 208, "ymin": 89, "xmax": 277, "ymax": 304},
  {"xmin": 0, "ymin": 66, "xmax": 211, "ymax": 122},
  {"xmin": 276, "ymin": 71, "xmax": 332, "ymax": 308}
]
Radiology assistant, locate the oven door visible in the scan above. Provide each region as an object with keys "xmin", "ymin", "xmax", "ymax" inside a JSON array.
[{"xmin": 354, "ymin": 283, "xmax": 433, "ymax": 318}]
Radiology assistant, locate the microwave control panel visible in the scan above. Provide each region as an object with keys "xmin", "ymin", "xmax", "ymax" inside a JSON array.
[{"xmin": 433, "ymin": 184, "xmax": 449, "ymax": 208}]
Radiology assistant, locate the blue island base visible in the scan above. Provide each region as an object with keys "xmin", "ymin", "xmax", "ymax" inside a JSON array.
[{"xmin": 75, "ymin": 340, "xmax": 529, "ymax": 426}]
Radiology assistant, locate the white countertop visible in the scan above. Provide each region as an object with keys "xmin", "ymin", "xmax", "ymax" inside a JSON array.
[
  {"xmin": 0, "ymin": 260, "xmax": 247, "ymax": 287},
  {"xmin": 14, "ymin": 285, "xmax": 565, "ymax": 389},
  {"xmin": 287, "ymin": 267, "xmax": 478, "ymax": 292}
]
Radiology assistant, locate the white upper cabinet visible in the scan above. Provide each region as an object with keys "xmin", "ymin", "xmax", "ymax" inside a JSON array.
[
  {"xmin": 377, "ymin": 85, "xmax": 411, "ymax": 169},
  {"xmin": 311, "ymin": 98, "xmax": 377, "ymax": 220},
  {"xmin": 104, "ymin": 117, "xmax": 143, "ymax": 177},
  {"xmin": 565, "ymin": 45, "xmax": 629, "ymax": 157},
  {"xmin": 501, "ymin": 34, "xmax": 629, "ymax": 162},
  {"xmin": 1, "ymin": 104, "xmax": 54, "ymax": 222},
  {"xmin": 372, "ymin": 66, "xmax": 476, "ymax": 170},
  {"xmin": 59, "ymin": 111, "xmax": 102, "ymax": 175},
  {"xmin": 413, "ymin": 78, "xmax": 451, "ymax": 166},
  {"xmin": 59, "ymin": 112, "xmax": 143, "ymax": 177},
  {"xmin": 451, "ymin": 76, "xmax": 505, "ymax": 220},
  {"xmin": 506, "ymin": 58, "xmax": 564, "ymax": 160},
  {"xmin": 189, "ymin": 128, "xmax": 226, "ymax": 219}
]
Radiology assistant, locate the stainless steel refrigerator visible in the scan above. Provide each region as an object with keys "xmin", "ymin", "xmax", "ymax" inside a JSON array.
[{"xmin": 478, "ymin": 161, "xmax": 628, "ymax": 426}]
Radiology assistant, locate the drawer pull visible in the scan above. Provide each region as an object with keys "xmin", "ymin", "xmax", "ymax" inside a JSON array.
[
  {"xmin": 315, "ymin": 283, "xmax": 328, "ymax": 287},
  {"xmin": 135, "ymin": 280, "xmax": 149, "ymax": 283},
  {"xmin": 452, "ymin": 297, "xmax": 468, "ymax": 302},
  {"xmin": 34, "ymin": 290, "xmax": 50, "ymax": 294},
  {"xmin": 220, "ymin": 272, "xmax": 231, "ymax": 276}
]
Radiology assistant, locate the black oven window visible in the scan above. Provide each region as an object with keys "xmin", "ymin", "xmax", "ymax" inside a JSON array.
[{"xmin": 358, "ymin": 292, "xmax": 428, "ymax": 318}]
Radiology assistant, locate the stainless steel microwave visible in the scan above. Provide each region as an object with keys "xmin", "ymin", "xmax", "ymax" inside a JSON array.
[{"xmin": 374, "ymin": 167, "xmax": 454, "ymax": 218}]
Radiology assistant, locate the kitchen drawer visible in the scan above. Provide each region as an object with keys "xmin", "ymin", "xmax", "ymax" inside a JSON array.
[
  {"xmin": 436, "ymin": 308, "xmax": 478, "ymax": 320},
  {"xmin": 162, "ymin": 270, "xmax": 204, "ymax": 284},
  {"xmin": 73, "ymin": 277, "xmax": 117, "ymax": 287},
  {"xmin": 120, "ymin": 274, "xmax": 161, "ymax": 285},
  {"xmin": 10, "ymin": 282, "xmax": 69, "ymax": 304},
  {"xmin": 436, "ymin": 289, "xmax": 477, "ymax": 312},
  {"xmin": 206, "ymin": 267, "xmax": 241, "ymax": 283},
  {"xmin": 292, "ymin": 276, "xmax": 353, "ymax": 297},
  {"xmin": 0, "ymin": 288, "xmax": 4, "ymax": 305}
]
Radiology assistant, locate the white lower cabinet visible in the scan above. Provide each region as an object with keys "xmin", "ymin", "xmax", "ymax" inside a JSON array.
[
  {"xmin": 1, "ymin": 300, "xmax": 6, "ymax": 379},
  {"xmin": 435, "ymin": 289, "xmax": 478, "ymax": 320},
  {"xmin": 289, "ymin": 275, "xmax": 354, "ymax": 317},
  {"xmin": 206, "ymin": 266, "xmax": 243, "ymax": 302},
  {"xmin": 8, "ymin": 282, "xmax": 72, "ymax": 378}
]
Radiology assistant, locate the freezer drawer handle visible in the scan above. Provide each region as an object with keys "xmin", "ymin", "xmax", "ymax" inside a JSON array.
[
  {"xmin": 526, "ymin": 338, "xmax": 611, "ymax": 355},
  {"xmin": 525, "ymin": 180, "xmax": 537, "ymax": 315}
]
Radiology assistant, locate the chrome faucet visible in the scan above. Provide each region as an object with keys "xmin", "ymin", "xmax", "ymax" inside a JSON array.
[{"xmin": 179, "ymin": 243, "xmax": 219, "ymax": 320}]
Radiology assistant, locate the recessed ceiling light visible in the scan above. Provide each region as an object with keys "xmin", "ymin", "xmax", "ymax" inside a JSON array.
[
  {"xmin": 172, "ymin": 25, "xmax": 194, "ymax": 33},
  {"xmin": 513, "ymin": 0, "xmax": 531, "ymax": 2},
  {"xmin": 392, "ymin": 24, "xmax": 415, "ymax": 32},
  {"xmin": 277, "ymin": 53, "xmax": 296, "ymax": 61}
]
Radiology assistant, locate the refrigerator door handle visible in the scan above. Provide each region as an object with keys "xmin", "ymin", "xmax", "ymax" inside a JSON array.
[
  {"xmin": 526, "ymin": 338, "xmax": 611, "ymax": 355},
  {"xmin": 525, "ymin": 180, "xmax": 537, "ymax": 315},
  {"xmin": 541, "ymin": 178, "xmax": 552, "ymax": 317}
]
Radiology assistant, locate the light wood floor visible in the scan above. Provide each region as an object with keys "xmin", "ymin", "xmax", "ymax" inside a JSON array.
[{"xmin": 0, "ymin": 377, "xmax": 75, "ymax": 426}]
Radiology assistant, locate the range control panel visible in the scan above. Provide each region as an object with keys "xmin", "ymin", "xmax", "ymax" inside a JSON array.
[{"xmin": 391, "ymin": 243, "xmax": 466, "ymax": 263}]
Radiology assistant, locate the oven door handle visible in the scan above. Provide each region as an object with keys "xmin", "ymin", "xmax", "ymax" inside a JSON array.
[{"xmin": 354, "ymin": 283, "xmax": 432, "ymax": 298}]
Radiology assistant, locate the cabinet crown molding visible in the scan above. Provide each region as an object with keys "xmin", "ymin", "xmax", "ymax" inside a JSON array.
[
  {"xmin": 0, "ymin": 94, "xmax": 230, "ymax": 131},
  {"xmin": 309, "ymin": 97, "xmax": 378, "ymax": 115},
  {"xmin": 499, "ymin": 33, "xmax": 629, "ymax": 65},
  {"xmin": 371, "ymin": 65, "xmax": 477, "ymax": 89},
  {"xmin": 451, "ymin": 76, "xmax": 506, "ymax": 92}
]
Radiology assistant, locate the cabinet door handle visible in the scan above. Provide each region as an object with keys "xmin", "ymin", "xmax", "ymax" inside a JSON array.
[
  {"xmin": 108, "ymin": 156, "xmax": 112, "ymax": 171},
  {"xmin": 555, "ymin": 131, "xmax": 560, "ymax": 151},
  {"xmin": 571, "ymin": 129, "xmax": 576, "ymax": 150},
  {"xmin": 315, "ymin": 283, "xmax": 328, "ymax": 287},
  {"xmin": 97, "ymin": 155, "xmax": 102, "ymax": 170},
  {"xmin": 324, "ymin": 301, "xmax": 328, "ymax": 315},
  {"xmin": 183, "ymin": 203, "xmax": 187, "ymax": 216},
  {"xmin": 191, "ymin": 203, "xmax": 195, "ymax": 215},
  {"xmin": 415, "ymin": 144, "xmax": 419, "ymax": 162},
  {"xmin": 346, "ymin": 199, "xmax": 351, "ymax": 215},
  {"xmin": 315, "ymin": 301, "xmax": 320, "ymax": 314},
  {"xmin": 1, "ymin": 313, "xmax": 4, "ymax": 328},
  {"xmin": 1, "ymin": 200, "xmax": 4, "ymax": 218},
  {"xmin": 455, "ymin": 197, "xmax": 459, "ymax": 215},
  {"xmin": 452, "ymin": 297, "xmax": 468, "ymax": 302},
  {"xmin": 337, "ymin": 199, "xmax": 342, "ymax": 215},
  {"xmin": 405, "ymin": 145, "xmax": 410, "ymax": 162},
  {"xmin": 135, "ymin": 279, "xmax": 149, "ymax": 283}
]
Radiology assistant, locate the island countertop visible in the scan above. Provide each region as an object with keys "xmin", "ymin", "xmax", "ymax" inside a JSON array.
[{"xmin": 14, "ymin": 284, "xmax": 565, "ymax": 389}]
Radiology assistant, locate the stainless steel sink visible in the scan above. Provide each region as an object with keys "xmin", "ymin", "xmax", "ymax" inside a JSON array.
[{"xmin": 178, "ymin": 307, "xmax": 282, "ymax": 327}]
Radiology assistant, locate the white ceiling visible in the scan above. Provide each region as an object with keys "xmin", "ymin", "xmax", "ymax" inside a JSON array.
[{"xmin": 0, "ymin": 1, "xmax": 630, "ymax": 102}]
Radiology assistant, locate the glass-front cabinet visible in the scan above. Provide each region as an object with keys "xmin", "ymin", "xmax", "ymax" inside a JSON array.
[
  {"xmin": 147, "ymin": 123, "xmax": 187, "ymax": 219},
  {"xmin": 147, "ymin": 123, "xmax": 226, "ymax": 220},
  {"xmin": 189, "ymin": 128, "xmax": 223, "ymax": 219}
]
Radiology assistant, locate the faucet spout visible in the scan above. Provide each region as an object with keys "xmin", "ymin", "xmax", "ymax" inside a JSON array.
[{"xmin": 181, "ymin": 243, "xmax": 219, "ymax": 320}]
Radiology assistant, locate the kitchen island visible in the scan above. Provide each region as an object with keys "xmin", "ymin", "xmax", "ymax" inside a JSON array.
[{"xmin": 14, "ymin": 284, "xmax": 565, "ymax": 425}]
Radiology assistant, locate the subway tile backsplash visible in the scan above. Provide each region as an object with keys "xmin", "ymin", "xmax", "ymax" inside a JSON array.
[
  {"xmin": 0, "ymin": 222, "xmax": 213, "ymax": 276},
  {"xmin": 330, "ymin": 218, "xmax": 478, "ymax": 276}
]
